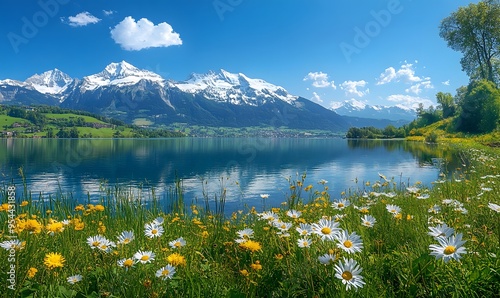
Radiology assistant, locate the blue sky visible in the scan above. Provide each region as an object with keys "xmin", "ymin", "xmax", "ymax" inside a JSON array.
[{"xmin": 1, "ymin": 0, "xmax": 479, "ymax": 109}]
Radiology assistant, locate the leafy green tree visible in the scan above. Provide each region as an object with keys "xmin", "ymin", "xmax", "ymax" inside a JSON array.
[
  {"xmin": 436, "ymin": 92, "xmax": 456, "ymax": 118},
  {"xmin": 458, "ymin": 79, "xmax": 500, "ymax": 132},
  {"xmin": 440, "ymin": 0, "xmax": 500, "ymax": 85}
]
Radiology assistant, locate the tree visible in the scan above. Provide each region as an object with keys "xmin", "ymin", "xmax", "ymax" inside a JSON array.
[
  {"xmin": 436, "ymin": 92, "xmax": 456, "ymax": 118},
  {"xmin": 440, "ymin": 0, "xmax": 500, "ymax": 85},
  {"xmin": 458, "ymin": 79, "xmax": 500, "ymax": 132}
]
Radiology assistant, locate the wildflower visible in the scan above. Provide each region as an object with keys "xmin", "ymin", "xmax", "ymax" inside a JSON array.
[
  {"xmin": 117, "ymin": 258, "xmax": 135, "ymax": 270},
  {"xmin": 336, "ymin": 230, "xmax": 363, "ymax": 254},
  {"xmin": 201, "ymin": 231, "xmax": 209, "ymax": 238},
  {"xmin": 297, "ymin": 237, "xmax": 313, "ymax": 248},
  {"xmin": 296, "ymin": 223, "xmax": 313, "ymax": 236},
  {"xmin": 429, "ymin": 233, "xmax": 467, "ymax": 262},
  {"xmin": 117, "ymin": 230, "xmax": 135, "ymax": 245},
  {"xmin": 240, "ymin": 269, "xmax": 249, "ymax": 276},
  {"xmin": 318, "ymin": 179, "xmax": 328, "ymax": 185},
  {"xmin": 428, "ymin": 205, "xmax": 441, "ymax": 214},
  {"xmin": 46, "ymin": 221, "xmax": 65, "ymax": 235},
  {"xmin": 239, "ymin": 240, "xmax": 262, "ymax": 252},
  {"xmin": 334, "ymin": 214, "xmax": 346, "ymax": 222},
  {"xmin": 488, "ymin": 202, "xmax": 500, "ymax": 213},
  {"xmin": 0, "ymin": 203, "xmax": 11, "ymax": 211},
  {"xmin": 332, "ymin": 200, "xmax": 350, "ymax": 210},
  {"xmin": 406, "ymin": 214, "xmax": 414, "ymax": 221},
  {"xmin": 134, "ymin": 250, "xmax": 156, "ymax": 264},
  {"xmin": 97, "ymin": 238, "xmax": 116, "ymax": 253},
  {"xmin": 74, "ymin": 204, "xmax": 85, "ymax": 211},
  {"xmin": 67, "ymin": 274, "xmax": 83, "ymax": 284},
  {"xmin": 20, "ymin": 219, "xmax": 43, "ymax": 234},
  {"xmin": 360, "ymin": 215, "xmax": 376, "ymax": 228},
  {"xmin": 274, "ymin": 221, "xmax": 293, "ymax": 234},
  {"xmin": 275, "ymin": 254, "xmax": 284, "ymax": 260},
  {"xmin": 417, "ymin": 194, "xmax": 430, "ymax": 200},
  {"xmin": 312, "ymin": 218, "xmax": 340, "ymax": 241},
  {"xmin": 236, "ymin": 228, "xmax": 254, "ymax": 239},
  {"xmin": 27, "ymin": 267, "xmax": 37, "ymax": 278},
  {"xmin": 318, "ymin": 253, "xmax": 336, "ymax": 265},
  {"xmin": 334, "ymin": 258, "xmax": 365, "ymax": 290},
  {"xmin": 355, "ymin": 205, "xmax": 370, "ymax": 214},
  {"xmin": 251, "ymin": 261, "xmax": 262, "ymax": 270},
  {"xmin": 152, "ymin": 216, "xmax": 165, "ymax": 225},
  {"xmin": 144, "ymin": 223, "xmax": 164, "ymax": 238},
  {"xmin": 0, "ymin": 239, "xmax": 25, "ymax": 251},
  {"xmin": 286, "ymin": 209, "xmax": 302, "ymax": 219},
  {"xmin": 94, "ymin": 204, "xmax": 105, "ymax": 212},
  {"xmin": 87, "ymin": 235, "xmax": 106, "ymax": 249},
  {"xmin": 167, "ymin": 252, "xmax": 186, "ymax": 266},
  {"xmin": 260, "ymin": 194, "xmax": 270, "ymax": 199},
  {"xmin": 386, "ymin": 204, "xmax": 401, "ymax": 215},
  {"xmin": 156, "ymin": 264, "xmax": 176, "ymax": 280},
  {"xmin": 257, "ymin": 211, "xmax": 278, "ymax": 221},
  {"xmin": 44, "ymin": 252, "xmax": 65, "ymax": 269},
  {"xmin": 20, "ymin": 201, "xmax": 29, "ymax": 207},
  {"xmin": 169, "ymin": 237, "xmax": 186, "ymax": 249}
]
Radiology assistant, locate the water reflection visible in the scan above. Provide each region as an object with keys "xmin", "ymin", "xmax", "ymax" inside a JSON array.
[{"xmin": 1, "ymin": 138, "xmax": 463, "ymax": 213}]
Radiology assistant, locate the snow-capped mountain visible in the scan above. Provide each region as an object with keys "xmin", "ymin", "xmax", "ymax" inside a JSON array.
[
  {"xmin": 331, "ymin": 99, "xmax": 416, "ymax": 122},
  {"xmin": 172, "ymin": 69, "xmax": 297, "ymax": 106},
  {"xmin": 78, "ymin": 61, "xmax": 165, "ymax": 91},
  {"xmin": 25, "ymin": 69, "xmax": 73, "ymax": 94}
]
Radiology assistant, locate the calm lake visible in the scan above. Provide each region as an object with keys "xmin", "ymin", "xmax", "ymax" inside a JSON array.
[{"xmin": 1, "ymin": 138, "xmax": 462, "ymax": 213}]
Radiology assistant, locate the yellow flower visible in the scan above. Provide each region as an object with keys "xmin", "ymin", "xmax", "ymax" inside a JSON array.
[
  {"xmin": 27, "ymin": 267, "xmax": 37, "ymax": 278},
  {"xmin": 98, "ymin": 222, "xmax": 106, "ymax": 233},
  {"xmin": 240, "ymin": 269, "xmax": 249, "ymax": 276},
  {"xmin": 72, "ymin": 218, "xmax": 85, "ymax": 231},
  {"xmin": 251, "ymin": 261, "xmax": 262, "ymax": 271},
  {"xmin": 394, "ymin": 213, "xmax": 403, "ymax": 220},
  {"xmin": 44, "ymin": 252, "xmax": 65, "ymax": 269},
  {"xmin": 74, "ymin": 205, "xmax": 85, "ymax": 211},
  {"xmin": 0, "ymin": 203, "xmax": 9, "ymax": 212},
  {"xmin": 166, "ymin": 253, "xmax": 186, "ymax": 266},
  {"xmin": 20, "ymin": 201, "xmax": 29, "ymax": 207},
  {"xmin": 95, "ymin": 204, "xmax": 105, "ymax": 212},
  {"xmin": 275, "ymin": 254, "xmax": 283, "ymax": 260},
  {"xmin": 46, "ymin": 210, "xmax": 52, "ymax": 215},
  {"xmin": 239, "ymin": 240, "xmax": 262, "ymax": 252},
  {"xmin": 406, "ymin": 214, "xmax": 413, "ymax": 221},
  {"xmin": 46, "ymin": 221, "xmax": 64, "ymax": 235},
  {"xmin": 18, "ymin": 219, "xmax": 43, "ymax": 234},
  {"xmin": 201, "ymin": 231, "xmax": 209, "ymax": 238}
]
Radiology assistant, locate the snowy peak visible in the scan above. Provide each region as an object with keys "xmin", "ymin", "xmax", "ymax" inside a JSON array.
[
  {"xmin": 174, "ymin": 69, "xmax": 297, "ymax": 106},
  {"xmin": 25, "ymin": 69, "xmax": 73, "ymax": 94},
  {"xmin": 81, "ymin": 61, "xmax": 165, "ymax": 90},
  {"xmin": 331, "ymin": 100, "xmax": 417, "ymax": 122}
]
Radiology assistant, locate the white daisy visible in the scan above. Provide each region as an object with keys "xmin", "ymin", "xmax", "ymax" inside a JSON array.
[
  {"xmin": 360, "ymin": 215, "xmax": 376, "ymax": 228},
  {"xmin": 312, "ymin": 218, "xmax": 340, "ymax": 241},
  {"xmin": 429, "ymin": 233, "xmax": 467, "ymax": 262},
  {"xmin": 428, "ymin": 205, "xmax": 441, "ymax": 214},
  {"xmin": 156, "ymin": 264, "xmax": 176, "ymax": 280},
  {"xmin": 97, "ymin": 238, "xmax": 116, "ymax": 253},
  {"xmin": 334, "ymin": 258, "xmax": 366, "ymax": 290},
  {"xmin": 0, "ymin": 239, "xmax": 24, "ymax": 251},
  {"xmin": 335, "ymin": 230, "xmax": 363, "ymax": 254},
  {"xmin": 318, "ymin": 253, "xmax": 337, "ymax": 265},
  {"xmin": 87, "ymin": 235, "xmax": 106, "ymax": 249},
  {"xmin": 286, "ymin": 209, "xmax": 302, "ymax": 219},
  {"xmin": 152, "ymin": 216, "xmax": 165, "ymax": 225},
  {"xmin": 169, "ymin": 237, "xmax": 186, "ymax": 249},
  {"xmin": 297, "ymin": 237, "xmax": 312, "ymax": 248},
  {"xmin": 134, "ymin": 250, "xmax": 156, "ymax": 264},
  {"xmin": 258, "ymin": 211, "xmax": 278, "ymax": 221},
  {"xmin": 236, "ymin": 228, "xmax": 254, "ymax": 239},
  {"xmin": 386, "ymin": 204, "xmax": 401, "ymax": 215},
  {"xmin": 488, "ymin": 202, "xmax": 500, "ymax": 213},
  {"xmin": 117, "ymin": 258, "xmax": 136, "ymax": 270},
  {"xmin": 67, "ymin": 274, "xmax": 82, "ymax": 284},
  {"xmin": 117, "ymin": 230, "xmax": 135, "ymax": 245},
  {"xmin": 332, "ymin": 199, "xmax": 350, "ymax": 210},
  {"xmin": 274, "ymin": 220, "xmax": 293, "ymax": 232},
  {"xmin": 296, "ymin": 223, "xmax": 313, "ymax": 236},
  {"xmin": 144, "ymin": 223, "xmax": 164, "ymax": 238}
]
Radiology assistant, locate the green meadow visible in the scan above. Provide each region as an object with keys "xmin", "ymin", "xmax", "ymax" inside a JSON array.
[{"xmin": 0, "ymin": 142, "xmax": 499, "ymax": 298}]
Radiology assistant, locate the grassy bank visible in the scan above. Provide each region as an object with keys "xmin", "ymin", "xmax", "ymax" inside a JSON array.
[{"xmin": 0, "ymin": 143, "xmax": 499, "ymax": 297}]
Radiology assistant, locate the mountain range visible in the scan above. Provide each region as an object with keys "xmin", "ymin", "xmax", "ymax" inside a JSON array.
[
  {"xmin": 330, "ymin": 99, "xmax": 417, "ymax": 122},
  {"xmin": 0, "ymin": 61, "xmax": 410, "ymax": 131}
]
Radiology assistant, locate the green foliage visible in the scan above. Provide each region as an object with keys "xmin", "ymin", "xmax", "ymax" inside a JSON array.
[
  {"xmin": 346, "ymin": 126, "xmax": 406, "ymax": 139},
  {"xmin": 458, "ymin": 80, "xmax": 500, "ymax": 133}
]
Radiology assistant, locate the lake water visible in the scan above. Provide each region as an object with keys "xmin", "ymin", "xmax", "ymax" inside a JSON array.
[{"xmin": 0, "ymin": 138, "xmax": 462, "ymax": 213}]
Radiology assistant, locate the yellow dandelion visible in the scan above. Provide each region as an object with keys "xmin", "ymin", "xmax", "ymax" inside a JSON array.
[
  {"xmin": 27, "ymin": 267, "xmax": 37, "ymax": 278},
  {"xmin": 95, "ymin": 205, "xmax": 105, "ymax": 212},
  {"xmin": 275, "ymin": 254, "xmax": 284, "ymax": 260},
  {"xmin": 0, "ymin": 203, "xmax": 10, "ymax": 212},
  {"xmin": 166, "ymin": 253, "xmax": 186, "ymax": 266},
  {"xmin": 74, "ymin": 205, "xmax": 85, "ymax": 211},
  {"xmin": 44, "ymin": 252, "xmax": 65, "ymax": 270},
  {"xmin": 240, "ymin": 269, "xmax": 249, "ymax": 276},
  {"xmin": 201, "ymin": 231, "xmax": 209, "ymax": 238},
  {"xmin": 24, "ymin": 219, "xmax": 43, "ymax": 234},
  {"xmin": 251, "ymin": 261, "xmax": 262, "ymax": 271},
  {"xmin": 20, "ymin": 201, "xmax": 29, "ymax": 207},
  {"xmin": 46, "ymin": 221, "xmax": 64, "ymax": 235},
  {"xmin": 239, "ymin": 240, "xmax": 262, "ymax": 252},
  {"xmin": 46, "ymin": 210, "xmax": 52, "ymax": 215}
]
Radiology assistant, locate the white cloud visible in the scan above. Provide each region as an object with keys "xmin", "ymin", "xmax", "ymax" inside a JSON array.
[
  {"xmin": 103, "ymin": 10, "xmax": 115, "ymax": 16},
  {"xmin": 405, "ymin": 80, "xmax": 434, "ymax": 95},
  {"xmin": 303, "ymin": 72, "xmax": 336, "ymax": 89},
  {"xmin": 311, "ymin": 92, "xmax": 323, "ymax": 103},
  {"xmin": 386, "ymin": 94, "xmax": 434, "ymax": 109},
  {"xmin": 340, "ymin": 80, "xmax": 369, "ymax": 97},
  {"xmin": 110, "ymin": 16, "xmax": 182, "ymax": 51},
  {"xmin": 376, "ymin": 63, "xmax": 424, "ymax": 85},
  {"xmin": 442, "ymin": 80, "xmax": 450, "ymax": 86},
  {"xmin": 65, "ymin": 12, "xmax": 101, "ymax": 27}
]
